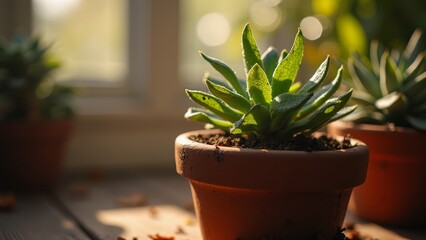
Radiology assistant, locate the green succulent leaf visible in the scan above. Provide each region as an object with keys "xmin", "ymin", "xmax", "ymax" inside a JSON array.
[
  {"xmin": 380, "ymin": 51, "xmax": 403, "ymax": 96},
  {"xmin": 402, "ymin": 29, "xmax": 424, "ymax": 68},
  {"xmin": 404, "ymin": 52, "xmax": 426, "ymax": 84},
  {"xmin": 242, "ymin": 23, "xmax": 263, "ymax": 76},
  {"xmin": 401, "ymin": 71, "xmax": 426, "ymax": 104},
  {"xmin": 185, "ymin": 90, "xmax": 243, "ymax": 122},
  {"xmin": 231, "ymin": 104, "xmax": 271, "ymax": 135},
  {"xmin": 272, "ymin": 29, "xmax": 303, "ymax": 97},
  {"xmin": 184, "ymin": 108, "xmax": 233, "ymax": 129},
  {"xmin": 297, "ymin": 65, "xmax": 343, "ymax": 119},
  {"xmin": 289, "ymin": 82, "xmax": 301, "ymax": 93},
  {"xmin": 345, "ymin": 110, "xmax": 385, "ymax": 124},
  {"xmin": 200, "ymin": 52, "xmax": 248, "ymax": 98},
  {"xmin": 261, "ymin": 47, "xmax": 279, "ymax": 83},
  {"xmin": 203, "ymin": 73, "xmax": 231, "ymax": 90},
  {"xmin": 247, "ymin": 64, "xmax": 272, "ymax": 107},
  {"xmin": 186, "ymin": 24, "xmax": 357, "ymax": 140},
  {"xmin": 298, "ymin": 56, "xmax": 330, "ymax": 94},
  {"xmin": 407, "ymin": 115, "xmax": 426, "ymax": 131},
  {"xmin": 283, "ymin": 89, "xmax": 353, "ymax": 137},
  {"xmin": 278, "ymin": 49, "xmax": 288, "ymax": 63},
  {"xmin": 328, "ymin": 105, "xmax": 358, "ymax": 123},
  {"xmin": 370, "ymin": 40, "xmax": 385, "ymax": 75},
  {"xmin": 376, "ymin": 92, "xmax": 408, "ymax": 121},
  {"xmin": 270, "ymin": 92, "xmax": 313, "ymax": 132},
  {"xmin": 205, "ymin": 79, "xmax": 252, "ymax": 113},
  {"xmin": 413, "ymin": 103, "xmax": 426, "ymax": 114},
  {"xmin": 375, "ymin": 92, "xmax": 406, "ymax": 110},
  {"xmin": 351, "ymin": 90, "xmax": 376, "ymax": 105},
  {"xmin": 348, "ymin": 56, "xmax": 381, "ymax": 98}
]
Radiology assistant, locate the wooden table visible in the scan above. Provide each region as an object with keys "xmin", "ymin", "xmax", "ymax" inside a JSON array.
[{"xmin": 1, "ymin": 172, "xmax": 425, "ymax": 240}]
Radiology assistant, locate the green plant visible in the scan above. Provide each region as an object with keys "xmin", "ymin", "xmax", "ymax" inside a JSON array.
[
  {"xmin": 0, "ymin": 35, "xmax": 73, "ymax": 121},
  {"xmin": 347, "ymin": 29, "xmax": 426, "ymax": 130},
  {"xmin": 185, "ymin": 24, "xmax": 356, "ymax": 141}
]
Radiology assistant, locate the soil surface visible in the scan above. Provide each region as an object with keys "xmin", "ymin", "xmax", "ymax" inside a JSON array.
[{"xmin": 189, "ymin": 131, "xmax": 354, "ymax": 151}]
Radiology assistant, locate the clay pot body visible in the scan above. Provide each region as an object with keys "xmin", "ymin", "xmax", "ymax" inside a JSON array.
[
  {"xmin": 0, "ymin": 120, "xmax": 73, "ymax": 190},
  {"xmin": 175, "ymin": 130, "xmax": 369, "ymax": 240},
  {"xmin": 328, "ymin": 121, "xmax": 426, "ymax": 227}
]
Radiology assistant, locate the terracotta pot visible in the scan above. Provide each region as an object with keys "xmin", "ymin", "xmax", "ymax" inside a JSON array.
[
  {"xmin": 175, "ymin": 129, "xmax": 369, "ymax": 240},
  {"xmin": 328, "ymin": 121, "xmax": 426, "ymax": 227},
  {"xmin": 0, "ymin": 120, "xmax": 73, "ymax": 191}
]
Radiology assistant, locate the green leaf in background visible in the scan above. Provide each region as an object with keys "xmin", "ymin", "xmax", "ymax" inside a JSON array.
[
  {"xmin": 402, "ymin": 29, "xmax": 424, "ymax": 68},
  {"xmin": 242, "ymin": 23, "xmax": 263, "ymax": 76},
  {"xmin": 336, "ymin": 14, "xmax": 367, "ymax": 56},
  {"xmin": 403, "ymin": 72, "xmax": 426, "ymax": 105},
  {"xmin": 185, "ymin": 90, "xmax": 243, "ymax": 122},
  {"xmin": 380, "ymin": 51, "xmax": 402, "ymax": 96},
  {"xmin": 272, "ymin": 29, "xmax": 304, "ymax": 97},
  {"xmin": 403, "ymin": 52, "xmax": 426, "ymax": 84},
  {"xmin": 200, "ymin": 52, "xmax": 248, "ymax": 98},
  {"xmin": 261, "ymin": 47, "xmax": 279, "ymax": 83},
  {"xmin": 247, "ymin": 64, "xmax": 272, "ymax": 107},
  {"xmin": 370, "ymin": 40, "xmax": 385, "ymax": 76},
  {"xmin": 348, "ymin": 56, "xmax": 381, "ymax": 98},
  {"xmin": 407, "ymin": 115, "xmax": 426, "ymax": 131}
]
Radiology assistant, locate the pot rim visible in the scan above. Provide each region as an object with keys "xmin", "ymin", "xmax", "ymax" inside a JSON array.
[
  {"xmin": 175, "ymin": 129, "xmax": 369, "ymax": 191},
  {"xmin": 177, "ymin": 129, "xmax": 367, "ymax": 154},
  {"xmin": 330, "ymin": 121, "xmax": 424, "ymax": 135}
]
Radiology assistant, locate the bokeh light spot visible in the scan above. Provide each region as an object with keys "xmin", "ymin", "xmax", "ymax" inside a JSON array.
[
  {"xmin": 196, "ymin": 13, "xmax": 231, "ymax": 47},
  {"xmin": 300, "ymin": 16, "xmax": 323, "ymax": 41},
  {"xmin": 251, "ymin": 2, "xmax": 281, "ymax": 31}
]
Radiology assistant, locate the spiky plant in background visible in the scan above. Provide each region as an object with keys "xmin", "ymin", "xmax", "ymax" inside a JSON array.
[
  {"xmin": 347, "ymin": 29, "xmax": 426, "ymax": 130},
  {"xmin": 0, "ymin": 36, "xmax": 73, "ymax": 121},
  {"xmin": 184, "ymin": 24, "xmax": 356, "ymax": 141}
]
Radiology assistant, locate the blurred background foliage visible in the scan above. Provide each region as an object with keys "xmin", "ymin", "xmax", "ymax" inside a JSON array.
[
  {"xmin": 181, "ymin": 0, "xmax": 426, "ymax": 86},
  {"xmin": 280, "ymin": 0, "xmax": 426, "ymax": 66}
]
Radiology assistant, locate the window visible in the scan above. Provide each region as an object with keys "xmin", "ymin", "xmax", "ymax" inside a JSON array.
[
  {"xmin": 0, "ymin": 1, "xmax": 184, "ymax": 170},
  {"xmin": 31, "ymin": 0, "xmax": 155, "ymax": 116},
  {"xmin": 32, "ymin": 0, "xmax": 128, "ymax": 85}
]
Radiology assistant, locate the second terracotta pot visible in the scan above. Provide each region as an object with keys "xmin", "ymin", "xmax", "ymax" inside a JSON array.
[
  {"xmin": 175, "ymin": 130, "xmax": 369, "ymax": 240},
  {"xmin": 0, "ymin": 120, "xmax": 73, "ymax": 191},
  {"xmin": 328, "ymin": 121, "xmax": 426, "ymax": 227}
]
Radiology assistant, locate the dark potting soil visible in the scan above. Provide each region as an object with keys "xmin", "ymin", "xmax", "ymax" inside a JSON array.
[{"xmin": 189, "ymin": 132, "xmax": 354, "ymax": 151}]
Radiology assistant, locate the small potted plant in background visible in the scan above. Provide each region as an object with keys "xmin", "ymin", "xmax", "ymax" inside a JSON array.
[
  {"xmin": 328, "ymin": 29, "xmax": 426, "ymax": 227},
  {"xmin": 175, "ymin": 24, "xmax": 369, "ymax": 240},
  {"xmin": 0, "ymin": 35, "xmax": 74, "ymax": 190}
]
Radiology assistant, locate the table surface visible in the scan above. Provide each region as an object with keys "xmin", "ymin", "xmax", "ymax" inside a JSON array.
[{"xmin": 1, "ymin": 172, "xmax": 425, "ymax": 240}]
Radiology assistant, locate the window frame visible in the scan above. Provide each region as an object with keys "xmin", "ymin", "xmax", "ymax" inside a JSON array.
[{"xmin": 0, "ymin": 0, "xmax": 195, "ymax": 171}]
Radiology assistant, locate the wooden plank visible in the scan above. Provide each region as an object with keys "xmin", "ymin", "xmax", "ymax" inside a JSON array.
[
  {"xmin": 57, "ymin": 173, "xmax": 202, "ymax": 240},
  {"xmin": 58, "ymin": 172, "xmax": 426, "ymax": 240},
  {"xmin": 344, "ymin": 211, "xmax": 426, "ymax": 240},
  {"xmin": 0, "ymin": 193, "xmax": 89, "ymax": 240}
]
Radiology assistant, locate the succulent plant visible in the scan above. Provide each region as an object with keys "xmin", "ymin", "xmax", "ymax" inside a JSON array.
[
  {"xmin": 184, "ymin": 24, "xmax": 356, "ymax": 141},
  {"xmin": 0, "ymin": 35, "xmax": 73, "ymax": 121},
  {"xmin": 347, "ymin": 29, "xmax": 426, "ymax": 130}
]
